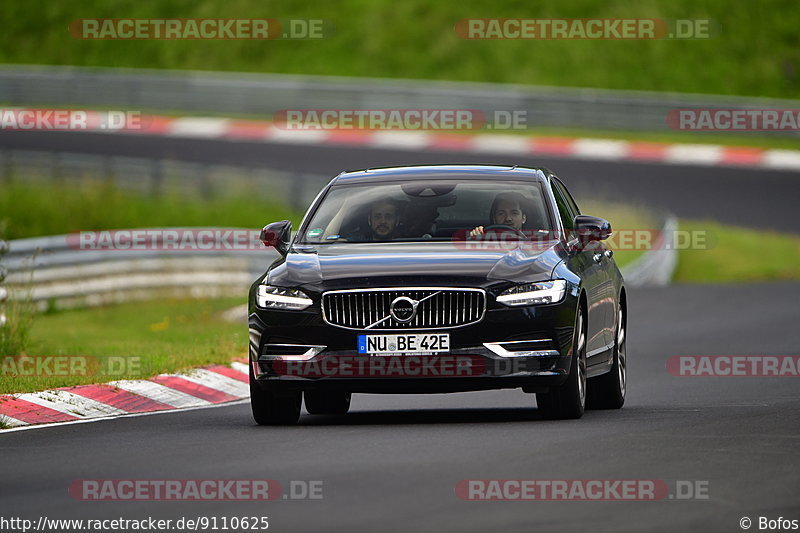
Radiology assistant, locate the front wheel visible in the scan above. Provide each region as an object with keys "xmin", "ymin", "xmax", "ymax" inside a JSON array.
[
  {"xmin": 250, "ymin": 364, "xmax": 302, "ymax": 425},
  {"xmin": 587, "ymin": 307, "xmax": 626, "ymax": 409},
  {"xmin": 536, "ymin": 306, "xmax": 586, "ymax": 419}
]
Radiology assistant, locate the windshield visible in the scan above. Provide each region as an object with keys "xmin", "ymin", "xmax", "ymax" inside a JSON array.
[{"xmin": 298, "ymin": 179, "xmax": 554, "ymax": 243}]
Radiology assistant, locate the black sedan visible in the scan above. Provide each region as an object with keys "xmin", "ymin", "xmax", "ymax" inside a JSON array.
[{"xmin": 248, "ymin": 164, "xmax": 626, "ymax": 424}]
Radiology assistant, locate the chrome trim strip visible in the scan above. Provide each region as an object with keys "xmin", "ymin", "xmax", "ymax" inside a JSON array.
[
  {"xmin": 490, "ymin": 339, "xmax": 553, "ymax": 346},
  {"xmin": 260, "ymin": 343, "xmax": 327, "ymax": 361},
  {"xmin": 483, "ymin": 342, "xmax": 560, "ymax": 358},
  {"xmin": 323, "ymin": 287, "xmax": 488, "ymax": 294}
]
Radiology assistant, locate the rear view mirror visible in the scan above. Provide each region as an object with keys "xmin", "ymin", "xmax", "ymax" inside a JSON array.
[
  {"xmin": 574, "ymin": 215, "xmax": 611, "ymax": 245},
  {"xmin": 260, "ymin": 220, "xmax": 292, "ymax": 256}
]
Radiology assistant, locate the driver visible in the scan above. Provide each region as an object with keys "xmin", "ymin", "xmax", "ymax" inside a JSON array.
[{"xmin": 469, "ymin": 192, "xmax": 527, "ymax": 238}]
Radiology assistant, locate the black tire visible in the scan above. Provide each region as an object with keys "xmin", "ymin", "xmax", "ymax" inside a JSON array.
[
  {"xmin": 249, "ymin": 363, "xmax": 302, "ymax": 425},
  {"xmin": 304, "ymin": 391, "xmax": 352, "ymax": 415},
  {"xmin": 586, "ymin": 306, "xmax": 626, "ymax": 410},
  {"xmin": 536, "ymin": 306, "xmax": 586, "ymax": 420}
]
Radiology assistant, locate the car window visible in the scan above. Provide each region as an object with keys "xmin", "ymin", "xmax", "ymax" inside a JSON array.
[
  {"xmin": 553, "ymin": 177, "xmax": 580, "ymax": 216},
  {"xmin": 551, "ymin": 179, "xmax": 577, "ymax": 239},
  {"xmin": 298, "ymin": 179, "xmax": 554, "ymax": 243}
]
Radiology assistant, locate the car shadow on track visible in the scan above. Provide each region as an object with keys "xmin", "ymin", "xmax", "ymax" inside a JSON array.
[{"xmin": 296, "ymin": 407, "xmax": 550, "ymax": 425}]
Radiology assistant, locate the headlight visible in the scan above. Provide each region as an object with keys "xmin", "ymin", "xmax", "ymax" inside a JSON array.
[
  {"xmin": 497, "ymin": 280, "xmax": 567, "ymax": 306},
  {"xmin": 256, "ymin": 285, "xmax": 313, "ymax": 310}
]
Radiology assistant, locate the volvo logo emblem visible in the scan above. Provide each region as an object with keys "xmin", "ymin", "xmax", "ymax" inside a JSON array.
[{"xmin": 390, "ymin": 296, "xmax": 418, "ymax": 323}]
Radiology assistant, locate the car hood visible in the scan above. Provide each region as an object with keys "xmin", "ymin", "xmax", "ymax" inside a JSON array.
[{"xmin": 267, "ymin": 241, "xmax": 563, "ymax": 286}]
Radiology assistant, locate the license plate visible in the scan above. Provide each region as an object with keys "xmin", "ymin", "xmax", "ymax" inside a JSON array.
[{"xmin": 357, "ymin": 333, "xmax": 450, "ymax": 355}]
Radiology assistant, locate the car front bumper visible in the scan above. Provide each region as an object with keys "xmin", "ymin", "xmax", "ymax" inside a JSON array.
[{"xmin": 249, "ymin": 293, "xmax": 578, "ymax": 395}]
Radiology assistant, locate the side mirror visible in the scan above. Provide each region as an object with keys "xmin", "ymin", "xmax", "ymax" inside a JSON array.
[
  {"xmin": 574, "ymin": 215, "xmax": 611, "ymax": 246},
  {"xmin": 260, "ymin": 220, "xmax": 292, "ymax": 256}
]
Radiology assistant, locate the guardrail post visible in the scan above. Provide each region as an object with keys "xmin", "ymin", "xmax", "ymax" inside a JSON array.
[
  {"xmin": 150, "ymin": 158, "xmax": 163, "ymax": 196},
  {"xmin": 53, "ymin": 152, "xmax": 62, "ymax": 181},
  {"xmin": 289, "ymin": 173, "xmax": 305, "ymax": 212},
  {"xmin": 198, "ymin": 163, "xmax": 212, "ymax": 200},
  {"xmin": 0, "ymin": 239, "xmax": 8, "ymax": 328},
  {"xmin": 103, "ymin": 155, "xmax": 114, "ymax": 183},
  {"xmin": 0, "ymin": 149, "xmax": 8, "ymax": 183}
]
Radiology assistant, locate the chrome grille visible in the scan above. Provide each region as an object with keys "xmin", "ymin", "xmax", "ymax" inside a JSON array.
[{"xmin": 322, "ymin": 287, "xmax": 486, "ymax": 330}]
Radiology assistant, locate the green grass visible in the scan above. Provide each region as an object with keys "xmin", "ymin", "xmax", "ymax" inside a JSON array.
[
  {"xmin": 0, "ymin": 297, "xmax": 247, "ymax": 394},
  {"xmin": 0, "ymin": 0, "xmax": 798, "ymax": 99},
  {"xmin": 674, "ymin": 220, "xmax": 800, "ymax": 282},
  {"xmin": 0, "ymin": 179, "xmax": 303, "ymax": 240},
  {"xmin": 0, "ymin": 295, "xmax": 34, "ymax": 358},
  {"xmin": 0, "ymin": 221, "xmax": 35, "ymax": 359}
]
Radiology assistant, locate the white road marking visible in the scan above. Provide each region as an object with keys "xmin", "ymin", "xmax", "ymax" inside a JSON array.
[
  {"xmin": 0, "ymin": 400, "xmax": 249, "ymax": 434},
  {"xmin": 107, "ymin": 379, "xmax": 212, "ymax": 408},
  {"xmin": 572, "ymin": 139, "xmax": 630, "ymax": 160},
  {"xmin": 368, "ymin": 131, "xmax": 431, "ymax": 149},
  {"xmin": 231, "ymin": 361, "xmax": 250, "ymax": 375},
  {"xmin": 0, "ymin": 414, "xmax": 29, "ymax": 427},
  {"xmin": 17, "ymin": 390, "xmax": 127, "ymax": 418},
  {"xmin": 167, "ymin": 117, "xmax": 230, "ymax": 138},
  {"xmin": 664, "ymin": 144, "xmax": 723, "ymax": 165},
  {"xmin": 762, "ymin": 149, "xmax": 800, "ymax": 171},
  {"xmin": 170, "ymin": 369, "xmax": 249, "ymax": 398},
  {"xmin": 469, "ymin": 134, "xmax": 531, "ymax": 154}
]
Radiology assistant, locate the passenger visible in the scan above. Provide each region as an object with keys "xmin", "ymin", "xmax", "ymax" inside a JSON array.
[
  {"xmin": 346, "ymin": 198, "xmax": 401, "ymax": 241},
  {"xmin": 367, "ymin": 199, "xmax": 400, "ymax": 240}
]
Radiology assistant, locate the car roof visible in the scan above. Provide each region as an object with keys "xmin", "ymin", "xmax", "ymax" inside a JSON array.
[{"xmin": 332, "ymin": 164, "xmax": 551, "ymax": 184}]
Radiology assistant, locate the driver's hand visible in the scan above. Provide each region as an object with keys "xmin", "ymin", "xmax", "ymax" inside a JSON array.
[{"xmin": 469, "ymin": 226, "xmax": 485, "ymax": 238}]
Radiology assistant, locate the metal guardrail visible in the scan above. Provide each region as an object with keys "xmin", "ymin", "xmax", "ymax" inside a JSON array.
[
  {"xmin": 0, "ymin": 239, "xmax": 8, "ymax": 327},
  {"xmin": 1, "ymin": 64, "xmax": 799, "ymax": 135},
  {"xmin": 4, "ymin": 232, "xmax": 279, "ymax": 310}
]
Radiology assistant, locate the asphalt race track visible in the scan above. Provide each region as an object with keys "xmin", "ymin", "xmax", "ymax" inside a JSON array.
[
  {"xmin": 2, "ymin": 130, "xmax": 800, "ymax": 232},
  {"xmin": 1, "ymin": 132, "xmax": 799, "ymax": 532},
  {"xmin": 1, "ymin": 283, "xmax": 799, "ymax": 532}
]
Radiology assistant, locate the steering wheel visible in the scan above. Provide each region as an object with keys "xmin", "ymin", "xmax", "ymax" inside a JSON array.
[{"xmin": 483, "ymin": 224, "xmax": 526, "ymax": 238}]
